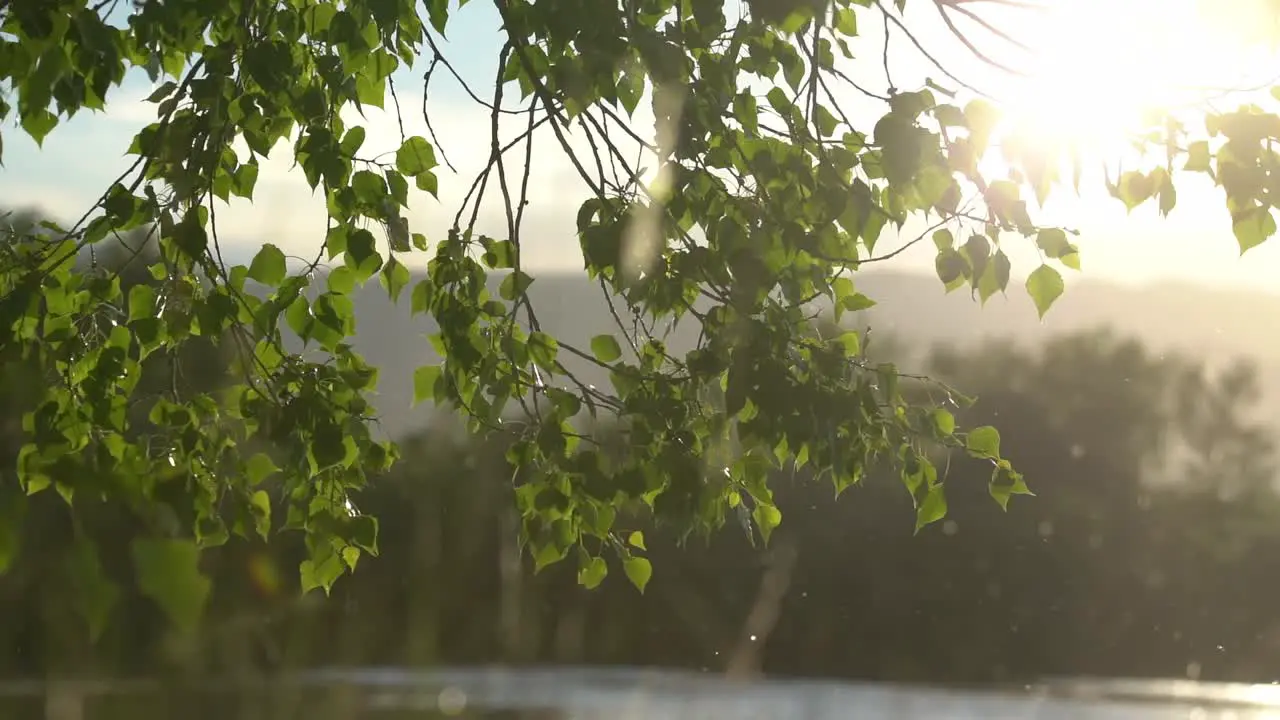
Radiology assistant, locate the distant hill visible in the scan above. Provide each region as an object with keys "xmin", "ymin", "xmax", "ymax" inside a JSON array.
[
  {"xmin": 311, "ymin": 269, "xmax": 1280, "ymax": 439},
  {"xmin": 16, "ymin": 201, "xmax": 1280, "ymax": 437}
]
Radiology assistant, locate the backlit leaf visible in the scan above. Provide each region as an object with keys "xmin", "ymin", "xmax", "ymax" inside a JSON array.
[
  {"xmin": 395, "ymin": 136, "xmax": 437, "ymax": 176},
  {"xmin": 248, "ymin": 244, "xmax": 287, "ymax": 287},
  {"xmin": 1025, "ymin": 264, "xmax": 1064, "ymax": 319},
  {"xmin": 591, "ymin": 334, "xmax": 622, "ymax": 363},
  {"xmin": 623, "ymin": 556, "xmax": 652, "ymax": 593}
]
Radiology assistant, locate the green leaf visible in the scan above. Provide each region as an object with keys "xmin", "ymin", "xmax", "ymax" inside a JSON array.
[
  {"xmin": 618, "ymin": 66, "xmax": 644, "ymax": 115},
  {"xmin": 248, "ymin": 244, "xmax": 288, "ymax": 287},
  {"xmin": 627, "ymin": 530, "xmax": 646, "ymax": 550},
  {"xmin": 1035, "ymin": 228, "xmax": 1072, "ymax": 259},
  {"xmin": 1185, "ymin": 140, "xmax": 1212, "ymax": 172},
  {"xmin": 246, "ymin": 452, "xmax": 280, "ymax": 485},
  {"xmin": 1025, "ymin": 264, "xmax": 1064, "ymax": 319},
  {"xmin": 834, "ymin": 7, "xmax": 857, "ymax": 35},
  {"xmin": 590, "ymin": 334, "xmax": 622, "ymax": 363},
  {"xmin": 915, "ymin": 485, "xmax": 948, "ymax": 533},
  {"xmin": 233, "ymin": 163, "xmax": 259, "ymax": 198},
  {"xmin": 989, "ymin": 467, "xmax": 1035, "ymax": 511},
  {"xmin": 931, "ymin": 408, "xmax": 955, "ymax": 436},
  {"xmin": 834, "ymin": 331, "xmax": 861, "ymax": 357},
  {"xmin": 395, "ymin": 136, "xmax": 437, "ymax": 176},
  {"xmin": 132, "ymin": 538, "xmax": 211, "ymax": 635},
  {"xmin": 623, "ymin": 556, "xmax": 652, "ymax": 593},
  {"xmin": 300, "ymin": 546, "xmax": 346, "ymax": 595},
  {"xmin": 379, "ymin": 256, "xmax": 411, "ymax": 301},
  {"xmin": 529, "ymin": 331, "xmax": 559, "ymax": 371},
  {"xmin": 426, "ymin": 0, "xmax": 449, "ymax": 33},
  {"xmin": 413, "ymin": 364, "xmax": 442, "ymax": 406},
  {"xmin": 21, "ymin": 109, "xmax": 57, "ymax": 146},
  {"xmin": 416, "ymin": 171, "xmax": 439, "ymax": 197},
  {"xmin": 499, "ymin": 270, "xmax": 533, "ymax": 301},
  {"xmin": 249, "ymin": 490, "xmax": 272, "ymax": 540},
  {"xmin": 841, "ymin": 291, "xmax": 876, "ymax": 312},
  {"xmin": 410, "ymin": 279, "xmax": 433, "ymax": 315},
  {"xmin": 1233, "ymin": 206, "xmax": 1276, "ymax": 254},
  {"xmin": 349, "ymin": 515, "xmax": 379, "ymax": 554},
  {"xmin": 833, "ymin": 276, "xmax": 876, "ymax": 317},
  {"xmin": 285, "ymin": 296, "xmax": 313, "ymax": 340},
  {"xmin": 128, "ymin": 284, "xmax": 156, "ymax": 322},
  {"xmin": 752, "ymin": 502, "xmax": 783, "ymax": 545},
  {"xmin": 356, "ymin": 74, "xmax": 386, "ymax": 108},
  {"xmin": 578, "ymin": 556, "xmax": 608, "ymax": 589},
  {"xmin": 1116, "ymin": 170, "xmax": 1154, "ymax": 211},
  {"xmin": 779, "ymin": 8, "xmax": 812, "ymax": 33},
  {"xmin": 534, "ymin": 542, "xmax": 567, "ymax": 572},
  {"xmin": 966, "ymin": 425, "xmax": 1002, "ymax": 459},
  {"xmin": 963, "ymin": 99, "xmax": 1000, "ymax": 153},
  {"xmin": 935, "ymin": 248, "xmax": 969, "ymax": 290},
  {"xmin": 484, "ymin": 239, "xmax": 517, "ymax": 268},
  {"xmin": 341, "ymin": 126, "xmax": 367, "ymax": 156},
  {"xmin": 1059, "ymin": 250, "xmax": 1081, "ymax": 271},
  {"xmin": 327, "ymin": 266, "xmax": 357, "ymax": 295}
]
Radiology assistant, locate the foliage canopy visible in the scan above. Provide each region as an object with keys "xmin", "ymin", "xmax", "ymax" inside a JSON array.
[{"xmin": 0, "ymin": 0, "xmax": 1274, "ymax": 631}]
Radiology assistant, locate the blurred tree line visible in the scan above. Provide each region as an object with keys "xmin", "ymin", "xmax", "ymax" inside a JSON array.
[{"xmin": 4, "ymin": 207, "xmax": 1280, "ymax": 688}]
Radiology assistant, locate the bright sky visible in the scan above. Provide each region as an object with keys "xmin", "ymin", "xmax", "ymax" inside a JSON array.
[{"xmin": 4, "ymin": 0, "xmax": 1280, "ymax": 292}]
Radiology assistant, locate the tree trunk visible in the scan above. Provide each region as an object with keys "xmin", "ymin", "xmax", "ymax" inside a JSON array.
[
  {"xmin": 498, "ymin": 505, "xmax": 526, "ymax": 662},
  {"xmin": 725, "ymin": 536, "xmax": 799, "ymax": 680}
]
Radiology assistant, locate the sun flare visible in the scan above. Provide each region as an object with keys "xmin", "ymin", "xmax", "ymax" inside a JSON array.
[{"xmin": 999, "ymin": 0, "xmax": 1280, "ymax": 155}]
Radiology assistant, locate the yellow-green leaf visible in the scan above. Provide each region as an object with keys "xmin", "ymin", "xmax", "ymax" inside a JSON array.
[
  {"xmin": 915, "ymin": 485, "xmax": 948, "ymax": 533},
  {"xmin": 966, "ymin": 425, "xmax": 1002, "ymax": 459},
  {"xmin": 413, "ymin": 364, "xmax": 442, "ymax": 406},
  {"xmin": 578, "ymin": 556, "xmax": 608, "ymax": 589},
  {"xmin": 1233, "ymin": 206, "xmax": 1277, "ymax": 254},
  {"xmin": 1025, "ymin": 264, "xmax": 1064, "ymax": 319},
  {"xmin": 396, "ymin": 136, "xmax": 437, "ymax": 176},
  {"xmin": 248, "ymin": 244, "xmax": 287, "ymax": 287},
  {"xmin": 623, "ymin": 556, "xmax": 652, "ymax": 593}
]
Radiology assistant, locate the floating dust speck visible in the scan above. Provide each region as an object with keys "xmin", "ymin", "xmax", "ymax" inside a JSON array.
[{"xmin": 437, "ymin": 686, "xmax": 467, "ymax": 716}]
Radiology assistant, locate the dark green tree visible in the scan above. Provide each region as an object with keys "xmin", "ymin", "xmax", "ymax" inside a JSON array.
[{"xmin": 0, "ymin": 208, "xmax": 252, "ymax": 675}]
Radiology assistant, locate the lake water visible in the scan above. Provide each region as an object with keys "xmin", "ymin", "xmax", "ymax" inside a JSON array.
[{"xmin": 8, "ymin": 667, "xmax": 1280, "ymax": 719}]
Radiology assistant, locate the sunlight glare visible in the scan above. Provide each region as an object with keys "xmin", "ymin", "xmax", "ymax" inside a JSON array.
[{"xmin": 1000, "ymin": 0, "xmax": 1280, "ymax": 155}]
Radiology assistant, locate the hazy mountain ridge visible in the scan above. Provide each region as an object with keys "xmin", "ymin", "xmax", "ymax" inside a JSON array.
[{"xmin": 324, "ymin": 269, "xmax": 1280, "ymax": 438}]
